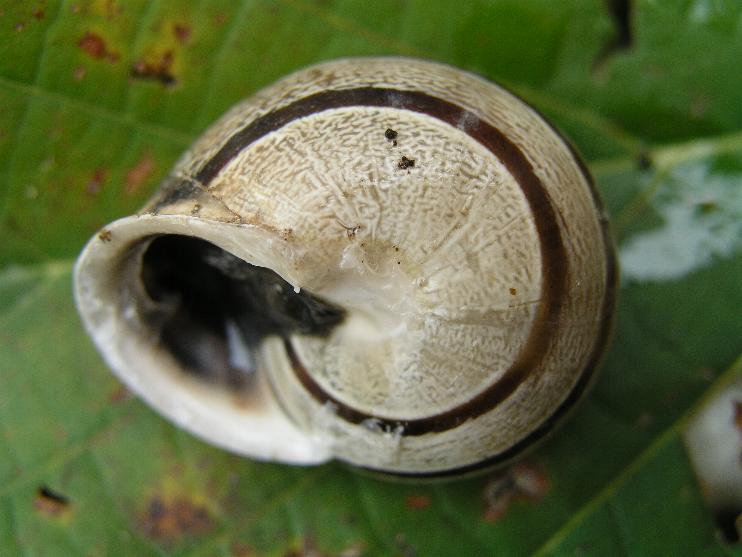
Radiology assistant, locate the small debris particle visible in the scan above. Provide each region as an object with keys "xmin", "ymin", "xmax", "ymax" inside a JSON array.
[
  {"xmin": 385, "ymin": 128, "xmax": 398, "ymax": 146},
  {"xmin": 509, "ymin": 287, "xmax": 517, "ymax": 296},
  {"xmin": 33, "ymin": 8, "xmax": 45, "ymax": 19},
  {"xmin": 14, "ymin": 22, "xmax": 25, "ymax": 32},
  {"xmin": 125, "ymin": 152, "xmax": 156, "ymax": 194},
  {"xmin": 86, "ymin": 167, "xmax": 107, "ymax": 196},
  {"xmin": 98, "ymin": 229, "xmax": 113, "ymax": 242},
  {"xmin": 77, "ymin": 31, "xmax": 119, "ymax": 62},
  {"xmin": 337, "ymin": 220, "xmax": 361, "ymax": 240},
  {"xmin": 139, "ymin": 496, "xmax": 214, "ymax": 540},
  {"xmin": 405, "ymin": 495, "xmax": 431, "ymax": 510},
  {"xmin": 34, "ymin": 486, "xmax": 70, "ymax": 517},
  {"xmin": 190, "ymin": 203, "xmax": 201, "ymax": 216},
  {"xmin": 398, "ymin": 156, "xmax": 415, "ymax": 170},
  {"xmin": 394, "ymin": 245, "xmax": 399, "ymax": 251},
  {"xmin": 131, "ymin": 51, "xmax": 176, "ymax": 86},
  {"xmin": 281, "ymin": 228, "xmax": 294, "ymax": 241},
  {"xmin": 73, "ymin": 66, "xmax": 86, "ymax": 81},
  {"xmin": 483, "ymin": 462, "xmax": 550, "ymax": 522},
  {"xmin": 173, "ymin": 23, "xmax": 192, "ymax": 44}
]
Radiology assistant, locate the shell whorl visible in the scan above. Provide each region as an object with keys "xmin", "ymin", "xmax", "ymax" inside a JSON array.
[{"xmin": 75, "ymin": 58, "xmax": 616, "ymax": 477}]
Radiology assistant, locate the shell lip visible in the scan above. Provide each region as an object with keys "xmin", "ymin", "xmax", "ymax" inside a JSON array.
[{"xmin": 74, "ymin": 213, "xmax": 332, "ymax": 466}]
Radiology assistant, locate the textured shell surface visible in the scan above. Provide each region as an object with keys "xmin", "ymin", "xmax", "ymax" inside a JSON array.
[{"xmin": 74, "ymin": 57, "xmax": 617, "ymax": 478}]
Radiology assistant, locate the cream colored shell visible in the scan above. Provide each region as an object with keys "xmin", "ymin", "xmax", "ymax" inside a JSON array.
[{"xmin": 74, "ymin": 58, "xmax": 616, "ymax": 477}]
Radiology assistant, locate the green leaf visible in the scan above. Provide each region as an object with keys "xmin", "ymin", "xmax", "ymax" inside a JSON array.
[{"xmin": 1, "ymin": 1, "xmax": 741, "ymax": 555}]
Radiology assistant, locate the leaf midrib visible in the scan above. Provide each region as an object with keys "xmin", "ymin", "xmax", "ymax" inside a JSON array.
[{"xmin": 532, "ymin": 354, "xmax": 742, "ymax": 557}]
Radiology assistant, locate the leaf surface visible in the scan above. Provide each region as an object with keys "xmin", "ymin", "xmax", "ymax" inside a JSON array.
[{"xmin": 1, "ymin": 1, "xmax": 741, "ymax": 555}]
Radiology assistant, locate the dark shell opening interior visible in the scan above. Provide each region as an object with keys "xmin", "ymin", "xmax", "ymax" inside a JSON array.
[{"xmin": 138, "ymin": 235, "xmax": 344, "ymax": 387}]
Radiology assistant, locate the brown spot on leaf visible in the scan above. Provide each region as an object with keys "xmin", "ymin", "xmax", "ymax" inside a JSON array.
[
  {"xmin": 140, "ymin": 495, "xmax": 214, "ymax": 541},
  {"xmin": 212, "ymin": 12, "xmax": 227, "ymax": 27},
  {"xmin": 230, "ymin": 542, "xmax": 254, "ymax": 556},
  {"xmin": 34, "ymin": 486, "xmax": 70, "ymax": 517},
  {"xmin": 98, "ymin": 229, "xmax": 113, "ymax": 242},
  {"xmin": 86, "ymin": 167, "xmax": 107, "ymax": 196},
  {"xmin": 131, "ymin": 51, "xmax": 176, "ymax": 86},
  {"xmin": 77, "ymin": 31, "xmax": 119, "ymax": 62},
  {"xmin": 405, "ymin": 494, "xmax": 431, "ymax": 510},
  {"xmin": 109, "ymin": 384, "xmax": 132, "ymax": 403},
  {"xmin": 283, "ymin": 537, "xmax": 329, "ymax": 557},
  {"xmin": 509, "ymin": 287, "xmax": 517, "ymax": 296},
  {"xmin": 103, "ymin": 0, "xmax": 123, "ymax": 19},
  {"xmin": 173, "ymin": 23, "xmax": 192, "ymax": 44},
  {"xmin": 125, "ymin": 152, "xmax": 156, "ymax": 194},
  {"xmin": 482, "ymin": 462, "xmax": 550, "ymax": 522},
  {"xmin": 33, "ymin": 8, "xmax": 45, "ymax": 19}
]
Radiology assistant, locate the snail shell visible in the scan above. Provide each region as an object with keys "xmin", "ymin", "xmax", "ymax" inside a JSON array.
[{"xmin": 74, "ymin": 58, "xmax": 616, "ymax": 478}]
